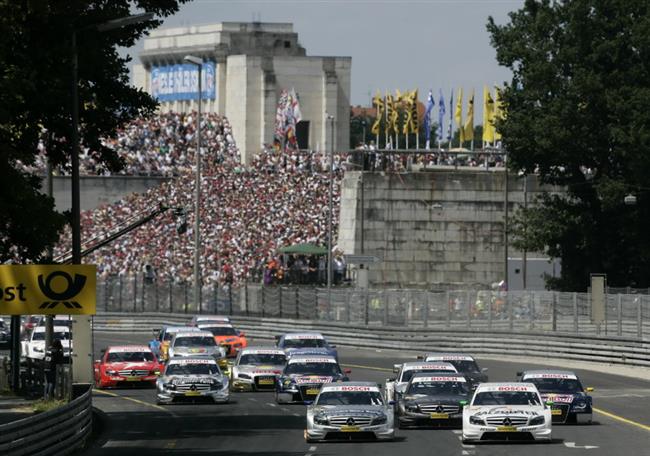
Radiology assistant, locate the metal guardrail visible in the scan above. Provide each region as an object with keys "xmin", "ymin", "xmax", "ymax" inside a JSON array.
[
  {"xmin": 0, "ymin": 383, "xmax": 92, "ymax": 456},
  {"xmin": 95, "ymin": 279, "xmax": 650, "ymax": 339},
  {"xmin": 93, "ymin": 313, "xmax": 650, "ymax": 367}
]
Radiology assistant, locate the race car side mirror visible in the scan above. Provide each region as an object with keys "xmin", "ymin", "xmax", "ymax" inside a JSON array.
[
  {"xmin": 330, "ymin": 344, "xmax": 337, "ymax": 348},
  {"xmin": 459, "ymin": 400, "xmax": 468, "ymax": 406},
  {"xmin": 416, "ymin": 355, "xmax": 424, "ymax": 360},
  {"xmin": 393, "ymin": 364, "xmax": 402, "ymax": 373},
  {"xmin": 387, "ymin": 377, "xmax": 396, "ymax": 382},
  {"xmin": 585, "ymin": 387, "xmax": 594, "ymax": 392},
  {"xmin": 238, "ymin": 332, "xmax": 245, "ymax": 337},
  {"xmin": 304, "ymin": 401, "xmax": 314, "ymax": 406},
  {"xmin": 344, "ymin": 369, "xmax": 352, "ymax": 374},
  {"xmin": 274, "ymin": 335, "xmax": 281, "ymax": 342},
  {"xmin": 516, "ymin": 371, "xmax": 523, "ymax": 376},
  {"xmin": 545, "ymin": 400, "xmax": 554, "ymax": 406},
  {"xmin": 388, "ymin": 400, "xmax": 396, "ymax": 405},
  {"xmin": 481, "ymin": 368, "xmax": 488, "ymax": 372}
]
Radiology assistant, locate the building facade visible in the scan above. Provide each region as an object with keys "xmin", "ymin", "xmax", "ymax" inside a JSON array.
[{"xmin": 133, "ymin": 22, "xmax": 351, "ymax": 163}]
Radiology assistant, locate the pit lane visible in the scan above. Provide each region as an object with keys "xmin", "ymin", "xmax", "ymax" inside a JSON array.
[{"xmin": 83, "ymin": 332, "xmax": 650, "ymax": 456}]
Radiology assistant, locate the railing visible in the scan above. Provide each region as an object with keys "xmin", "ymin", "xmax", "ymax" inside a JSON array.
[
  {"xmin": 1, "ymin": 356, "xmax": 71, "ymax": 400},
  {"xmin": 0, "ymin": 383, "xmax": 92, "ymax": 456},
  {"xmin": 95, "ymin": 277, "xmax": 650, "ymax": 339}
]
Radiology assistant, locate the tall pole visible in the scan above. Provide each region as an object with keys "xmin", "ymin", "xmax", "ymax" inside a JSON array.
[
  {"xmin": 504, "ymin": 151, "xmax": 509, "ymax": 288},
  {"xmin": 522, "ymin": 174, "xmax": 528, "ymax": 290},
  {"xmin": 194, "ymin": 63, "xmax": 203, "ymax": 310},
  {"xmin": 71, "ymin": 30, "xmax": 81, "ymax": 265},
  {"xmin": 327, "ymin": 115, "xmax": 335, "ymax": 291}
]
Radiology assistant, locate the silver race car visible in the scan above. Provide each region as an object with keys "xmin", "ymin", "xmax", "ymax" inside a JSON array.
[
  {"xmin": 231, "ymin": 347, "xmax": 287, "ymax": 391},
  {"xmin": 385, "ymin": 361, "xmax": 458, "ymax": 402},
  {"xmin": 306, "ymin": 382, "xmax": 395, "ymax": 442},
  {"xmin": 167, "ymin": 331, "xmax": 227, "ymax": 360},
  {"xmin": 156, "ymin": 356, "xmax": 229, "ymax": 404}
]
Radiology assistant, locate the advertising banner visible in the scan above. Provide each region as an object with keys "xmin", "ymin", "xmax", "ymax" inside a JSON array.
[
  {"xmin": 0, "ymin": 265, "xmax": 96, "ymax": 315},
  {"xmin": 151, "ymin": 61, "xmax": 216, "ymax": 101}
]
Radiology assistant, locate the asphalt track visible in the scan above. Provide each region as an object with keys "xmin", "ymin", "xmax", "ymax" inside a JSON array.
[{"xmin": 84, "ymin": 332, "xmax": 650, "ymax": 456}]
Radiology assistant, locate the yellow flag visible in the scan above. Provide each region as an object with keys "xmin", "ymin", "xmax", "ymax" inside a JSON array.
[
  {"xmin": 463, "ymin": 89, "xmax": 475, "ymax": 142},
  {"xmin": 409, "ymin": 89, "xmax": 419, "ymax": 134},
  {"xmin": 493, "ymin": 86, "xmax": 503, "ymax": 141},
  {"xmin": 482, "ymin": 85, "xmax": 495, "ymax": 143},
  {"xmin": 402, "ymin": 90, "xmax": 412, "ymax": 135},
  {"xmin": 385, "ymin": 93, "xmax": 394, "ymax": 134},
  {"xmin": 390, "ymin": 91, "xmax": 400, "ymax": 135},
  {"xmin": 371, "ymin": 91, "xmax": 384, "ymax": 136},
  {"xmin": 454, "ymin": 88, "xmax": 464, "ymax": 143}
]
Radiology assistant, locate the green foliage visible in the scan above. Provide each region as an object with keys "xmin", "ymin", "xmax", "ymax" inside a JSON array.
[
  {"xmin": 32, "ymin": 398, "xmax": 67, "ymax": 414},
  {"xmin": 488, "ymin": 0, "xmax": 650, "ymax": 290},
  {"xmin": 0, "ymin": 0, "xmax": 189, "ymax": 263}
]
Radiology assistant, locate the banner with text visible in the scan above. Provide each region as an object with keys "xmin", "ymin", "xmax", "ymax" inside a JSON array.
[
  {"xmin": 0, "ymin": 265, "xmax": 96, "ymax": 315},
  {"xmin": 151, "ymin": 61, "xmax": 216, "ymax": 102}
]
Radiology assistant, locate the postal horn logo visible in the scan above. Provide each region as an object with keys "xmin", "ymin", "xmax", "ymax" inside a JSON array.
[{"xmin": 37, "ymin": 271, "xmax": 87, "ymax": 309}]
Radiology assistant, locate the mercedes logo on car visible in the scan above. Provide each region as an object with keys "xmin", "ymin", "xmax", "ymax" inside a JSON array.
[{"xmin": 346, "ymin": 417, "xmax": 356, "ymax": 426}]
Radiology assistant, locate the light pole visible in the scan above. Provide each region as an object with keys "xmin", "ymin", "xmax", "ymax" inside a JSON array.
[
  {"xmin": 184, "ymin": 55, "xmax": 203, "ymax": 310},
  {"xmin": 65, "ymin": 12, "xmax": 153, "ymax": 392},
  {"xmin": 327, "ymin": 115, "xmax": 335, "ymax": 291}
]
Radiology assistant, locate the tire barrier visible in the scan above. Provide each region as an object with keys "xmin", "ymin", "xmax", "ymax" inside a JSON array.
[
  {"xmin": 94, "ymin": 313, "xmax": 650, "ymax": 367},
  {"xmin": 0, "ymin": 383, "xmax": 92, "ymax": 456}
]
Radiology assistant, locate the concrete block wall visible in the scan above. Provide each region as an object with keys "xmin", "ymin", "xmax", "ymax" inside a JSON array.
[{"xmin": 338, "ymin": 169, "xmax": 562, "ymax": 289}]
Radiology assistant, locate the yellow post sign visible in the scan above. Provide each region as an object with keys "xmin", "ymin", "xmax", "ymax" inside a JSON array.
[{"xmin": 0, "ymin": 265, "xmax": 96, "ymax": 315}]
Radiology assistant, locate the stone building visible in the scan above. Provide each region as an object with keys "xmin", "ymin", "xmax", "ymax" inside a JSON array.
[{"xmin": 132, "ymin": 22, "xmax": 351, "ymax": 163}]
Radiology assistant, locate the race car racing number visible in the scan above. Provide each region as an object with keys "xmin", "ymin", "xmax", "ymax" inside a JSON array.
[
  {"xmin": 551, "ymin": 409, "xmax": 563, "ymax": 415},
  {"xmin": 340, "ymin": 425, "xmax": 361, "ymax": 432},
  {"xmin": 185, "ymin": 391, "xmax": 202, "ymax": 397},
  {"xmin": 496, "ymin": 425, "xmax": 517, "ymax": 432},
  {"xmin": 305, "ymin": 388, "xmax": 320, "ymax": 395},
  {"xmin": 258, "ymin": 378, "xmax": 274, "ymax": 385},
  {"xmin": 430, "ymin": 412, "xmax": 449, "ymax": 419},
  {"xmin": 125, "ymin": 376, "xmax": 141, "ymax": 381}
]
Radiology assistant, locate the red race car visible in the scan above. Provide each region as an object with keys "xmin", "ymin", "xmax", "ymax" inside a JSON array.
[{"xmin": 94, "ymin": 345, "xmax": 161, "ymax": 388}]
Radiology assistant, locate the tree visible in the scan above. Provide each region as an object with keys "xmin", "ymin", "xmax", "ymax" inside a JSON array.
[
  {"xmin": 488, "ymin": 0, "xmax": 650, "ymax": 290},
  {"xmin": 0, "ymin": 0, "xmax": 189, "ymax": 263}
]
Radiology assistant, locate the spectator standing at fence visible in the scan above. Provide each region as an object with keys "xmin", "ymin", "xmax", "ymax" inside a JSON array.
[{"xmin": 43, "ymin": 339, "xmax": 64, "ymax": 400}]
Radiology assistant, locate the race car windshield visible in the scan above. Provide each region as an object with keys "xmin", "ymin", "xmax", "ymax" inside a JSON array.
[
  {"xmin": 282, "ymin": 339, "xmax": 326, "ymax": 349},
  {"xmin": 401, "ymin": 369, "xmax": 453, "ymax": 382},
  {"xmin": 166, "ymin": 364, "xmax": 220, "ymax": 375},
  {"xmin": 203, "ymin": 327, "xmax": 237, "ymax": 336},
  {"xmin": 446, "ymin": 360, "xmax": 480, "ymax": 373},
  {"xmin": 473, "ymin": 391, "xmax": 541, "ymax": 406},
  {"xmin": 527, "ymin": 378, "xmax": 583, "ymax": 393},
  {"xmin": 407, "ymin": 381, "xmax": 470, "ymax": 396},
  {"xmin": 317, "ymin": 391, "xmax": 384, "ymax": 406},
  {"xmin": 163, "ymin": 331, "xmax": 182, "ymax": 341},
  {"xmin": 284, "ymin": 362, "xmax": 340, "ymax": 376},
  {"xmin": 174, "ymin": 337, "xmax": 216, "ymax": 347},
  {"xmin": 32, "ymin": 331, "xmax": 70, "ymax": 341},
  {"xmin": 107, "ymin": 352, "xmax": 155, "ymax": 363},
  {"xmin": 239, "ymin": 354, "xmax": 286, "ymax": 365}
]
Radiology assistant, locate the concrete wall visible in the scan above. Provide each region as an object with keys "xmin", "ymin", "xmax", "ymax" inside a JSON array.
[
  {"xmin": 338, "ymin": 169, "xmax": 563, "ymax": 289},
  {"xmin": 48, "ymin": 176, "xmax": 170, "ymax": 212}
]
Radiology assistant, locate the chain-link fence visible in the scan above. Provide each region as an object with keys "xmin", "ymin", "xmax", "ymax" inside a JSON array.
[{"xmin": 97, "ymin": 275, "xmax": 650, "ymax": 339}]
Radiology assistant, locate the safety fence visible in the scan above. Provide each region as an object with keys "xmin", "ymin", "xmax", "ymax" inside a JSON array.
[
  {"xmin": 0, "ymin": 357, "xmax": 70, "ymax": 400},
  {"xmin": 93, "ymin": 313, "xmax": 650, "ymax": 368},
  {"xmin": 96, "ymin": 277, "xmax": 650, "ymax": 339},
  {"xmin": 0, "ymin": 383, "xmax": 92, "ymax": 456}
]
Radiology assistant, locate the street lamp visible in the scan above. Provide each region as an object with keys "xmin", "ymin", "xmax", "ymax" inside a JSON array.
[
  {"xmin": 61, "ymin": 10, "xmax": 153, "ymax": 396},
  {"xmin": 327, "ymin": 114, "xmax": 335, "ymax": 291},
  {"xmin": 184, "ymin": 54, "xmax": 204, "ymax": 310}
]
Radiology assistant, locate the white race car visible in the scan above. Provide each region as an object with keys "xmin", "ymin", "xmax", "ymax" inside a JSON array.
[
  {"xmin": 462, "ymin": 383, "xmax": 552, "ymax": 443},
  {"xmin": 21, "ymin": 325, "xmax": 72, "ymax": 362},
  {"xmin": 156, "ymin": 356, "xmax": 229, "ymax": 404},
  {"xmin": 230, "ymin": 347, "xmax": 287, "ymax": 391},
  {"xmin": 385, "ymin": 361, "xmax": 458, "ymax": 402},
  {"xmin": 306, "ymin": 382, "xmax": 395, "ymax": 442}
]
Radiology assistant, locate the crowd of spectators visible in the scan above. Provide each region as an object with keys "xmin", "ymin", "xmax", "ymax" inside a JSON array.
[{"xmin": 53, "ymin": 115, "xmax": 346, "ymax": 285}]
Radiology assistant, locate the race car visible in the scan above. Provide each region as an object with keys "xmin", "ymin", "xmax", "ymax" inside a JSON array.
[
  {"xmin": 230, "ymin": 347, "xmax": 287, "ymax": 391},
  {"xmin": 462, "ymin": 382, "xmax": 552, "ymax": 443},
  {"xmin": 418, "ymin": 353, "xmax": 488, "ymax": 389},
  {"xmin": 94, "ymin": 345, "xmax": 161, "ymax": 388},
  {"xmin": 396, "ymin": 373, "xmax": 471, "ymax": 428},
  {"xmin": 168, "ymin": 330, "xmax": 227, "ymax": 361},
  {"xmin": 21, "ymin": 325, "xmax": 72, "ymax": 362},
  {"xmin": 385, "ymin": 361, "xmax": 458, "ymax": 402},
  {"xmin": 189, "ymin": 315, "xmax": 231, "ymax": 326},
  {"xmin": 150, "ymin": 326, "xmax": 202, "ymax": 361},
  {"xmin": 156, "ymin": 356, "xmax": 229, "ymax": 404},
  {"xmin": 276, "ymin": 332, "xmax": 338, "ymax": 359},
  {"xmin": 276, "ymin": 355, "xmax": 350, "ymax": 404},
  {"xmin": 517, "ymin": 370, "xmax": 593, "ymax": 424},
  {"xmin": 305, "ymin": 382, "xmax": 395, "ymax": 442},
  {"xmin": 197, "ymin": 322, "xmax": 247, "ymax": 357}
]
